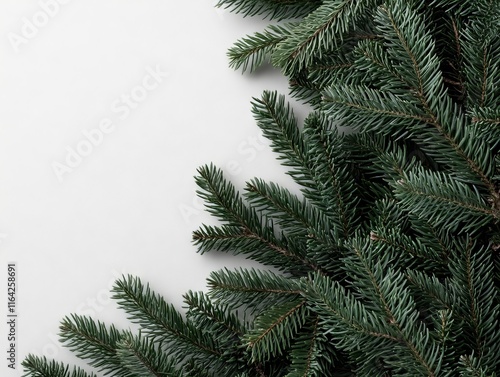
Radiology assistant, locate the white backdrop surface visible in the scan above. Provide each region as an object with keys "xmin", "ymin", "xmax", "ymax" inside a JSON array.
[{"xmin": 0, "ymin": 1, "xmax": 309, "ymax": 374}]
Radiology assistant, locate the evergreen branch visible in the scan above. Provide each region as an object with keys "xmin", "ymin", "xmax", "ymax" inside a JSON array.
[
  {"xmin": 195, "ymin": 163, "xmax": 322, "ymax": 273},
  {"xmin": 217, "ymin": 0, "xmax": 322, "ymax": 20},
  {"xmin": 305, "ymin": 273, "xmax": 400, "ymax": 345},
  {"xmin": 345, "ymin": 238, "xmax": 441, "ymax": 375},
  {"xmin": 253, "ymin": 92, "xmax": 360, "ymax": 239},
  {"xmin": 417, "ymin": 117, "xmax": 497, "ymax": 192},
  {"xmin": 471, "ymin": 108, "xmax": 500, "ymax": 126},
  {"xmin": 207, "ymin": 267, "xmax": 302, "ymax": 310},
  {"xmin": 459, "ymin": 354, "xmax": 497, "ymax": 377},
  {"xmin": 184, "ymin": 291, "xmax": 245, "ymax": 338},
  {"xmin": 345, "ymin": 132, "xmax": 424, "ymax": 195},
  {"xmin": 470, "ymin": 107, "xmax": 500, "ymax": 144},
  {"xmin": 375, "ymin": 1, "xmax": 497, "ymax": 193},
  {"xmin": 306, "ymin": 56, "xmax": 353, "ymax": 93},
  {"xmin": 365, "ymin": 201, "xmax": 449, "ymax": 272},
  {"xmin": 251, "ymin": 91, "xmax": 305, "ymax": 169},
  {"xmin": 286, "ymin": 315, "xmax": 331, "ymax": 377},
  {"xmin": 193, "ymin": 223, "xmax": 323, "ymax": 274},
  {"xmin": 272, "ymin": 0, "xmax": 381, "ymax": 74},
  {"xmin": 195, "ymin": 163, "xmax": 256, "ymax": 227},
  {"xmin": 193, "ymin": 223, "xmax": 297, "ymax": 263},
  {"xmin": 252, "ymin": 93, "xmax": 326, "ymax": 215},
  {"xmin": 353, "ymin": 39, "xmax": 412, "ymax": 93},
  {"xmin": 432, "ymin": 13, "xmax": 466, "ymax": 104},
  {"xmin": 59, "ymin": 314, "xmax": 128, "ymax": 375},
  {"xmin": 22, "ymin": 355, "xmax": 97, "ymax": 377},
  {"xmin": 322, "ymin": 84, "xmax": 432, "ymax": 133},
  {"xmin": 449, "ymin": 240, "xmax": 500, "ymax": 372},
  {"xmin": 112, "ymin": 275, "xmax": 223, "ymax": 363},
  {"xmin": 462, "ymin": 9, "xmax": 500, "ymax": 109},
  {"xmin": 228, "ymin": 24, "xmax": 292, "ymax": 72},
  {"xmin": 245, "ymin": 178, "xmax": 333, "ymax": 245},
  {"xmin": 375, "ymin": 1, "xmax": 444, "ymax": 107},
  {"xmin": 289, "ymin": 52, "xmax": 354, "ymax": 108},
  {"xmin": 244, "ymin": 299, "xmax": 308, "ymax": 361},
  {"xmin": 302, "ymin": 113, "xmax": 359, "ymax": 239},
  {"xmin": 409, "ymin": 216, "xmax": 457, "ymax": 262},
  {"xmin": 431, "ymin": 309, "xmax": 457, "ymax": 376},
  {"xmin": 394, "ymin": 168, "xmax": 497, "ymax": 233},
  {"xmin": 405, "ymin": 270, "xmax": 455, "ymax": 314},
  {"xmin": 244, "ymin": 178, "xmax": 345, "ymax": 271},
  {"xmin": 117, "ymin": 331, "xmax": 184, "ymax": 377},
  {"xmin": 309, "ymin": 60, "xmax": 353, "ymax": 81},
  {"xmin": 369, "ymin": 227, "xmax": 441, "ymax": 270}
]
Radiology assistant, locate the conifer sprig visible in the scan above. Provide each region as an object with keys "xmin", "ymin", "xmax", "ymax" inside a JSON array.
[
  {"xmin": 22, "ymin": 356, "xmax": 98, "ymax": 377},
  {"xmin": 217, "ymin": 0, "xmax": 322, "ymax": 21}
]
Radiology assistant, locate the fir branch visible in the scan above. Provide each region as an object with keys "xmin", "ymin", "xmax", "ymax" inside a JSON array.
[
  {"xmin": 285, "ymin": 315, "xmax": 345, "ymax": 377},
  {"xmin": 251, "ymin": 91, "xmax": 305, "ymax": 169},
  {"xmin": 228, "ymin": 24, "xmax": 293, "ymax": 73},
  {"xmin": 112, "ymin": 275, "xmax": 224, "ymax": 366},
  {"xmin": 286, "ymin": 316, "xmax": 319, "ymax": 377},
  {"xmin": 471, "ymin": 107, "xmax": 500, "ymax": 127},
  {"xmin": 394, "ymin": 168, "xmax": 497, "ymax": 233},
  {"xmin": 58, "ymin": 314, "xmax": 128, "ymax": 375},
  {"xmin": 470, "ymin": 106, "xmax": 500, "ymax": 145},
  {"xmin": 409, "ymin": 216, "xmax": 457, "ymax": 262},
  {"xmin": 305, "ymin": 273, "xmax": 400, "ymax": 346},
  {"xmin": 216, "ymin": 0, "xmax": 322, "ymax": 20},
  {"xmin": 405, "ymin": 270, "xmax": 455, "ymax": 315},
  {"xmin": 449, "ymin": 240, "xmax": 500, "ymax": 372},
  {"xmin": 462, "ymin": 7, "xmax": 500, "ymax": 110},
  {"xmin": 458, "ymin": 354, "xmax": 496, "ymax": 377},
  {"xmin": 345, "ymin": 238, "xmax": 442, "ymax": 376},
  {"xmin": 207, "ymin": 267, "xmax": 303, "ymax": 310},
  {"xmin": 253, "ymin": 92, "xmax": 360, "ymax": 239},
  {"xmin": 22, "ymin": 355, "xmax": 97, "ymax": 377},
  {"xmin": 244, "ymin": 299, "xmax": 308, "ymax": 362},
  {"xmin": 352, "ymin": 39, "xmax": 411, "ymax": 93},
  {"xmin": 322, "ymin": 84, "xmax": 432, "ymax": 133},
  {"xmin": 193, "ymin": 223, "xmax": 306, "ymax": 271},
  {"xmin": 433, "ymin": 13, "xmax": 466, "ymax": 104},
  {"xmin": 288, "ymin": 52, "xmax": 354, "ymax": 108},
  {"xmin": 194, "ymin": 163, "xmax": 324, "ymax": 273},
  {"xmin": 245, "ymin": 178, "xmax": 333, "ymax": 245},
  {"xmin": 184, "ymin": 290, "xmax": 245, "ymax": 338},
  {"xmin": 375, "ymin": 1, "xmax": 444, "ymax": 109},
  {"xmin": 417, "ymin": 117, "xmax": 497, "ymax": 192},
  {"xmin": 375, "ymin": 1, "xmax": 498, "ymax": 194},
  {"xmin": 116, "ymin": 332, "xmax": 184, "ymax": 377},
  {"xmin": 369, "ymin": 227, "xmax": 442, "ymax": 270},
  {"xmin": 302, "ymin": 113, "xmax": 359, "ymax": 239},
  {"xmin": 345, "ymin": 132, "xmax": 424, "ymax": 200},
  {"xmin": 272, "ymin": 0, "xmax": 381, "ymax": 74}
]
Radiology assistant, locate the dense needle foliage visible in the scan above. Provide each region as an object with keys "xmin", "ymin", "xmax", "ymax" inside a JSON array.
[{"xmin": 23, "ymin": 0, "xmax": 499, "ymax": 376}]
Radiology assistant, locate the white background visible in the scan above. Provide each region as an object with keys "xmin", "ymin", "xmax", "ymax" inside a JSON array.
[{"xmin": 0, "ymin": 0, "xmax": 310, "ymax": 374}]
